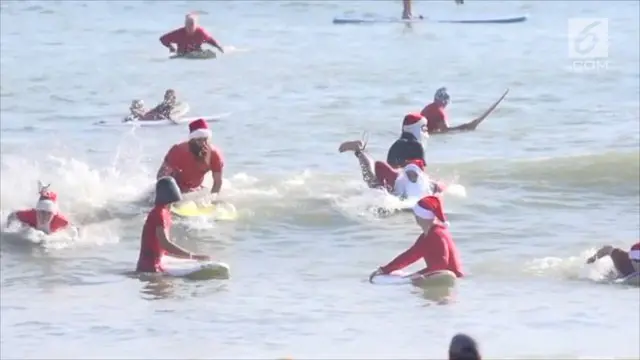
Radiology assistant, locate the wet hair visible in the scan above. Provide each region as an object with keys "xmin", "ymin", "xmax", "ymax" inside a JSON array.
[
  {"xmin": 449, "ymin": 333, "xmax": 480, "ymax": 360},
  {"xmin": 155, "ymin": 176, "xmax": 182, "ymax": 205}
]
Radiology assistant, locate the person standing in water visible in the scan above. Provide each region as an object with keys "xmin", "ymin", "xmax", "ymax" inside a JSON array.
[
  {"xmin": 156, "ymin": 119, "xmax": 224, "ymax": 195},
  {"xmin": 369, "ymin": 195, "xmax": 464, "ymax": 284},
  {"xmin": 586, "ymin": 242, "xmax": 640, "ymax": 279},
  {"xmin": 402, "ymin": 0, "xmax": 464, "ymax": 20},
  {"xmin": 160, "ymin": 13, "xmax": 224, "ymax": 56},
  {"xmin": 136, "ymin": 177, "xmax": 210, "ymax": 273}
]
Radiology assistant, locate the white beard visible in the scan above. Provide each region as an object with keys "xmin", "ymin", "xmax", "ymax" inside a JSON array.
[
  {"xmin": 36, "ymin": 213, "xmax": 53, "ymax": 234},
  {"xmin": 393, "ymin": 173, "xmax": 431, "ymax": 199}
]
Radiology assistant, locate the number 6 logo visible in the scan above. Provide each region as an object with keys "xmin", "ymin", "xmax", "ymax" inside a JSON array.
[{"xmin": 574, "ymin": 21, "xmax": 601, "ymax": 55}]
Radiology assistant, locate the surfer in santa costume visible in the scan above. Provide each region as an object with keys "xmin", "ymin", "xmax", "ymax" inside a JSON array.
[
  {"xmin": 156, "ymin": 119, "xmax": 224, "ymax": 195},
  {"xmin": 586, "ymin": 242, "xmax": 640, "ymax": 279},
  {"xmin": 369, "ymin": 195, "xmax": 463, "ymax": 284},
  {"xmin": 6, "ymin": 183, "xmax": 73, "ymax": 235}
]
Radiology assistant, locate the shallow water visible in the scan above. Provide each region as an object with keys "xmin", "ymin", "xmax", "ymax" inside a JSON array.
[{"xmin": 1, "ymin": 1, "xmax": 639, "ymax": 359}]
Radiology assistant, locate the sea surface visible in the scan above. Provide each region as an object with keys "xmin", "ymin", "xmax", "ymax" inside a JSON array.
[{"xmin": 1, "ymin": 1, "xmax": 639, "ymax": 359}]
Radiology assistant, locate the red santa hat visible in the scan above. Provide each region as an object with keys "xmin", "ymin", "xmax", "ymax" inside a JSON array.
[
  {"xmin": 413, "ymin": 195, "xmax": 448, "ymax": 226},
  {"xmin": 630, "ymin": 242, "xmax": 640, "ymax": 262},
  {"xmin": 402, "ymin": 113, "xmax": 428, "ymax": 140},
  {"xmin": 403, "ymin": 159, "xmax": 426, "ymax": 174},
  {"xmin": 188, "ymin": 119, "xmax": 211, "ymax": 140},
  {"xmin": 36, "ymin": 191, "xmax": 58, "ymax": 213}
]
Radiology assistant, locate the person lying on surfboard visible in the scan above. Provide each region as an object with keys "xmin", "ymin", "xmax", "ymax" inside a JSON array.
[
  {"xmin": 421, "ymin": 88, "xmax": 509, "ymax": 135},
  {"xmin": 337, "ymin": 136, "xmax": 445, "ymax": 199},
  {"xmin": 586, "ymin": 242, "xmax": 640, "ymax": 280},
  {"xmin": 160, "ymin": 13, "xmax": 224, "ymax": 56},
  {"xmin": 156, "ymin": 119, "xmax": 224, "ymax": 196},
  {"xmin": 145, "ymin": 89, "xmax": 179, "ymax": 120},
  {"xmin": 368, "ymin": 196, "xmax": 464, "ymax": 286},
  {"xmin": 136, "ymin": 176, "xmax": 211, "ymax": 273},
  {"xmin": 402, "ymin": 0, "xmax": 464, "ymax": 20},
  {"xmin": 6, "ymin": 183, "xmax": 75, "ymax": 236}
]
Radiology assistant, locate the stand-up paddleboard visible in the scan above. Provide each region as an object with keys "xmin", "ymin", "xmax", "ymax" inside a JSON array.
[
  {"xmin": 170, "ymin": 200, "xmax": 238, "ymax": 220},
  {"xmin": 333, "ymin": 14, "xmax": 528, "ymax": 25},
  {"xmin": 160, "ymin": 256, "xmax": 230, "ymax": 280},
  {"xmin": 614, "ymin": 272, "xmax": 640, "ymax": 287},
  {"xmin": 370, "ymin": 269, "xmax": 457, "ymax": 288},
  {"xmin": 170, "ymin": 49, "xmax": 217, "ymax": 60}
]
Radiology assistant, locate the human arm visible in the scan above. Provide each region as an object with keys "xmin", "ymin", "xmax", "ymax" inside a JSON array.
[
  {"xmin": 156, "ymin": 226, "xmax": 209, "ymax": 260},
  {"xmin": 380, "ymin": 235, "xmax": 427, "ymax": 274},
  {"xmin": 200, "ymin": 28, "xmax": 224, "ymax": 53},
  {"xmin": 586, "ymin": 245, "xmax": 614, "ymax": 263},
  {"xmin": 159, "ymin": 29, "xmax": 181, "ymax": 52},
  {"xmin": 209, "ymin": 149, "xmax": 224, "ymax": 194}
]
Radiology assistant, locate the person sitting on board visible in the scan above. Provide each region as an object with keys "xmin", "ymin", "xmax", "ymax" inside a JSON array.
[
  {"xmin": 586, "ymin": 242, "xmax": 640, "ymax": 279},
  {"xmin": 449, "ymin": 333, "xmax": 481, "ymax": 360},
  {"xmin": 160, "ymin": 13, "xmax": 224, "ymax": 56},
  {"xmin": 336, "ymin": 138, "xmax": 444, "ymax": 199},
  {"xmin": 402, "ymin": 0, "xmax": 464, "ymax": 20},
  {"xmin": 421, "ymin": 87, "xmax": 509, "ymax": 134},
  {"xmin": 6, "ymin": 184, "xmax": 74, "ymax": 235},
  {"xmin": 136, "ymin": 176, "xmax": 211, "ymax": 273},
  {"xmin": 368, "ymin": 195, "xmax": 464, "ymax": 285},
  {"xmin": 156, "ymin": 119, "xmax": 224, "ymax": 196}
]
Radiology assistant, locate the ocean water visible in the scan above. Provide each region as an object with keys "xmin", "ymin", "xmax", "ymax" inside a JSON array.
[{"xmin": 1, "ymin": 0, "xmax": 639, "ymax": 359}]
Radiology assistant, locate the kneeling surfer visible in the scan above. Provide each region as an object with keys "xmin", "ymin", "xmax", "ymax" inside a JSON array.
[
  {"xmin": 136, "ymin": 176, "xmax": 211, "ymax": 273},
  {"xmin": 369, "ymin": 195, "xmax": 464, "ymax": 285}
]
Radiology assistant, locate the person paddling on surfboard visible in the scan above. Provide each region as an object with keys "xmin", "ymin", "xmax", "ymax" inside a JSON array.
[
  {"xmin": 421, "ymin": 87, "xmax": 509, "ymax": 134},
  {"xmin": 368, "ymin": 196, "xmax": 463, "ymax": 285},
  {"xmin": 6, "ymin": 183, "xmax": 75, "ymax": 236},
  {"xmin": 145, "ymin": 89, "xmax": 179, "ymax": 120},
  {"xmin": 586, "ymin": 242, "xmax": 640, "ymax": 280},
  {"xmin": 337, "ymin": 138, "xmax": 444, "ymax": 199},
  {"xmin": 160, "ymin": 13, "xmax": 224, "ymax": 56},
  {"xmin": 156, "ymin": 119, "xmax": 224, "ymax": 196},
  {"xmin": 136, "ymin": 176, "xmax": 211, "ymax": 273},
  {"xmin": 402, "ymin": 0, "xmax": 464, "ymax": 20}
]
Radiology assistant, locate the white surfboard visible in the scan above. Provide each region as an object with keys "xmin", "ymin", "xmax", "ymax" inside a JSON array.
[
  {"xmin": 160, "ymin": 256, "xmax": 230, "ymax": 280},
  {"xmin": 332, "ymin": 14, "xmax": 528, "ymax": 25},
  {"xmin": 614, "ymin": 272, "xmax": 640, "ymax": 286},
  {"xmin": 170, "ymin": 49, "xmax": 217, "ymax": 60},
  {"xmin": 371, "ymin": 269, "xmax": 457, "ymax": 288},
  {"xmin": 96, "ymin": 111, "xmax": 231, "ymax": 127}
]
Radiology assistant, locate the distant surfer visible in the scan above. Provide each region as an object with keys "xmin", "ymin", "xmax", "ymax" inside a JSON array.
[
  {"xmin": 156, "ymin": 119, "xmax": 224, "ymax": 196},
  {"xmin": 586, "ymin": 242, "xmax": 640, "ymax": 279},
  {"xmin": 160, "ymin": 13, "xmax": 224, "ymax": 56},
  {"xmin": 368, "ymin": 195, "xmax": 464, "ymax": 284},
  {"xmin": 127, "ymin": 89, "xmax": 181, "ymax": 122},
  {"xmin": 402, "ymin": 0, "xmax": 464, "ymax": 20},
  {"xmin": 337, "ymin": 137, "xmax": 444, "ymax": 199},
  {"xmin": 136, "ymin": 176, "xmax": 211, "ymax": 273},
  {"xmin": 6, "ymin": 183, "xmax": 75, "ymax": 235},
  {"xmin": 421, "ymin": 87, "xmax": 509, "ymax": 134}
]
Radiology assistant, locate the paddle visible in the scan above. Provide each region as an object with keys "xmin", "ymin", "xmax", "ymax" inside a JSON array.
[{"xmin": 457, "ymin": 88, "xmax": 509, "ymax": 131}]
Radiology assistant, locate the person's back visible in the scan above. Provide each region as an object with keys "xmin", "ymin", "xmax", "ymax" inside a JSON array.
[{"xmin": 386, "ymin": 132, "xmax": 425, "ymax": 168}]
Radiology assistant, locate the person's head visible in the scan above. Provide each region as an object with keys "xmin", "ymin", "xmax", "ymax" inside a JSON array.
[
  {"xmin": 35, "ymin": 189, "xmax": 59, "ymax": 231},
  {"xmin": 187, "ymin": 119, "xmax": 212, "ymax": 161},
  {"xmin": 402, "ymin": 113, "xmax": 429, "ymax": 144},
  {"xmin": 164, "ymin": 89, "xmax": 176, "ymax": 104},
  {"xmin": 130, "ymin": 99, "xmax": 144, "ymax": 110},
  {"xmin": 412, "ymin": 195, "xmax": 447, "ymax": 233},
  {"xmin": 434, "ymin": 87, "xmax": 450, "ymax": 108},
  {"xmin": 184, "ymin": 13, "xmax": 198, "ymax": 34},
  {"xmin": 403, "ymin": 159, "xmax": 426, "ymax": 184},
  {"xmin": 448, "ymin": 333, "xmax": 481, "ymax": 360},
  {"xmin": 155, "ymin": 176, "xmax": 182, "ymax": 206},
  {"xmin": 630, "ymin": 243, "xmax": 640, "ymax": 273}
]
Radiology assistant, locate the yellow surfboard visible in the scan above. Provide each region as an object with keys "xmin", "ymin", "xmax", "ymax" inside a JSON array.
[{"xmin": 170, "ymin": 200, "xmax": 238, "ymax": 220}]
